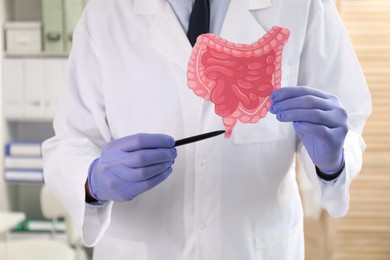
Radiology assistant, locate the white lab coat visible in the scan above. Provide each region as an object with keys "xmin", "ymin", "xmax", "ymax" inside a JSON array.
[{"xmin": 42, "ymin": 0, "xmax": 372, "ymax": 259}]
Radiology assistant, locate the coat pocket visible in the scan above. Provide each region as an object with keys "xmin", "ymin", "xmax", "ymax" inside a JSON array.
[
  {"xmin": 255, "ymin": 222, "xmax": 304, "ymax": 260},
  {"xmin": 94, "ymin": 234, "xmax": 147, "ymax": 260},
  {"xmin": 233, "ymin": 114, "xmax": 290, "ymax": 144}
]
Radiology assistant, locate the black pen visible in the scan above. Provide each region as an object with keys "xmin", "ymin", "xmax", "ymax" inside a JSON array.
[{"xmin": 174, "ymin": 130, "xmax": 225, "ymax": 147}]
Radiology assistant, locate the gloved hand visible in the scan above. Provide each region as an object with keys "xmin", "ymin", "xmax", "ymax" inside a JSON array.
[
  {"xmin": 87, "ymin": 133, "xmax": 177, "ymax": 202},
  {"xmin": 270, "ymin": 86, "xmax": 348, "ymax": 173}
]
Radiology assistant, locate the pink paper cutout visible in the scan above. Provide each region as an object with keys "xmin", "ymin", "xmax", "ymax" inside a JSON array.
[{"xmin": 187, "ymin": 26, "xmax": 290, "ymax": 138}]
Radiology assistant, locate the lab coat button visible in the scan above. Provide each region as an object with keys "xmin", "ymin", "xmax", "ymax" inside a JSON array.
[
  {"xmin": 200, "ymin": 158, "xmax": 207, "ymax": 167},
  {"xmin": 198, "ymin": 223, "xmax": 207, "ymax": 230}
]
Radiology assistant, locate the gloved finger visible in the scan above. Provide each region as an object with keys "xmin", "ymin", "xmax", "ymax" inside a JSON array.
[
  {"xmin": 116, "ymin": 161, "xmax": 174, "ymax": 182},
  {"xmin": 124, "ymin": 148, "xmax": 177, "ymax": 168},
  {"xmin": 293, "ymin": 121, "xmax": 348, "ymax": 144},
  {"xmin": 109, "ymin": 133, "xmax": 175, "ymax": 152},
  {"xmin": 270, "ymin": 95, "xmax": 334, "ymax": 113},
  {"xmin": 131, "ymin": 167, "xmax": 173, "ymax": 194},
  {"xmin": 275, "ymin": 108, "xmax": 347, "ymax": 128},
  {"xmin": 271, "ymin": 86, "xmax": 331, "ymax": 102}
]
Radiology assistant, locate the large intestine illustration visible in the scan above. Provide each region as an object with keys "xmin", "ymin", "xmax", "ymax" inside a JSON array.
[{"xmin": 187, "ymin": 26, "xmax": 290, "ymax": 138}]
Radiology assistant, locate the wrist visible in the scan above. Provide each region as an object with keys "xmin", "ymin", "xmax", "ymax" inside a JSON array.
[
  {"xmin": 86, "ymin": 158, "xmax": 106, "ymax": 204},
  {"xmin": 316, "ymin": 152, "xmax": 345, "ymax": 181},
  {"xmin": 85, "ymin": 178, "xmax": 99, "ymax": 204}
]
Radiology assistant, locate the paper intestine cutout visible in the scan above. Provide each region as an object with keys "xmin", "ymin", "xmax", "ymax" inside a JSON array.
[{"xmin": 187, "ymin": 26, "xmax": 290, "ymax": 138}]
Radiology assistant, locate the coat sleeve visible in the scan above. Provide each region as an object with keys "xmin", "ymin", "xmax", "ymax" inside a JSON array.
[
  {"xmin": 42, "ymin": 10, "xmax": 113, "ymax": 246},
  {"xmin": 297, "ymin": 0, "xmax": 372, "ymax": 217}
]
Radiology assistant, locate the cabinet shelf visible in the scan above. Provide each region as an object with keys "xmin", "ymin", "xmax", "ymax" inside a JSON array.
[
  {"xmin": 0, "ymin": 0, "xmax": 88, "ymax": 244},
  {"xmin": 4, "ymin": 53, "xmax": 68, "ymax": 58},
  {"xmin": 3, "ymin": 57, "xmax": 67, "ymax": 121}
]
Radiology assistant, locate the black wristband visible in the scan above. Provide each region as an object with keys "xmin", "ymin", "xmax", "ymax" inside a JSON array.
[{"xmin": 315, "ymin": 161, "xmax": 345, "ymax": 181}]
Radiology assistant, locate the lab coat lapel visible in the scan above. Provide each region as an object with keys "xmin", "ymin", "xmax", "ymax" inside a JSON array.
[
  {"xmin": 220, "ymin": 0, "xmax": 272, "ymax": 43},
  {"xmin": 147, "ymin": 1, "xmax": 192, "ymax": 71},
  {"xmin": 145, "ymin": 0, "xmax": 272, "ymax": 70},
  {"xmin": 133, "ymin": 0, "xmax": 162, "ymax": 14}
]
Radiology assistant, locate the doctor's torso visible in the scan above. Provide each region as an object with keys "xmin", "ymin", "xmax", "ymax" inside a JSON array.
[{"xmin": 80, "ymin": 0, "xmax": 312, "ymax": 259}]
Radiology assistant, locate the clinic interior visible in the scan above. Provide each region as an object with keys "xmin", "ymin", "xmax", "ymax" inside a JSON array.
[{"xmin": 0, "ymin": 0, "xmax": 389, "ymax": 259}]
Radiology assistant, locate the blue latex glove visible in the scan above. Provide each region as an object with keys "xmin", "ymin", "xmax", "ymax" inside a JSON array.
[
  {"xmin": 270, "ymin": 86, "xmax": 348, "ymax": 173},
  {"xmin": 87, "ymin": 133, "xmax": 177, "ymax": 202}
]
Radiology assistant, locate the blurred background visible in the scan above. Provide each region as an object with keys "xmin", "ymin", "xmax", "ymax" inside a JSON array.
[
  {"xmin": 304, "ymin": 0, "xmax": 390, "ymax": 259},
  {"xmin": 0, "ymin": 0, "xmax": 388, "ymax": 259}
]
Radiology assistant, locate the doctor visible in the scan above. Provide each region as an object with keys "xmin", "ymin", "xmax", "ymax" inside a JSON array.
[{"xmin": 42, "ymin": 0, "xmax": 371, "ymax": 259}]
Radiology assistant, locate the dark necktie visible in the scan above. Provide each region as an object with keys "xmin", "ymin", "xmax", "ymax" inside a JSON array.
[{"xmin": 187, "ymin": 0, "xmax": 210, "ymax": 46}]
